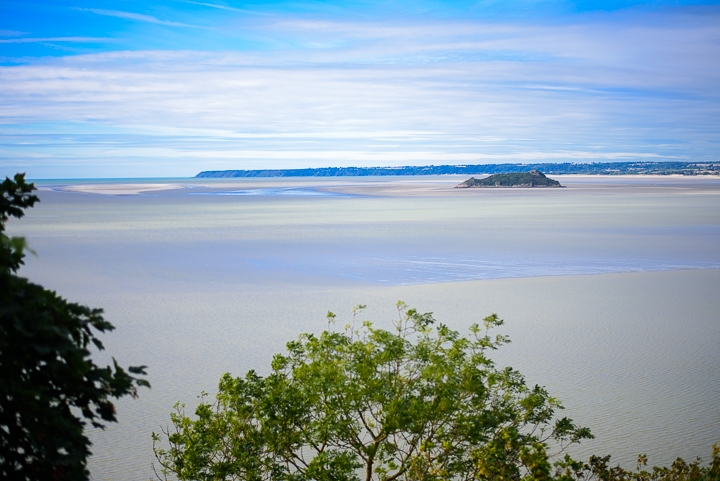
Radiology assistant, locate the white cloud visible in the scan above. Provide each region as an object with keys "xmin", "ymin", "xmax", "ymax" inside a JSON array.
[
  {"xmin": 75, "ymin": 8, "xmax": 201, "ymax": 28},
  {"xmin": 0, "ymin": 30, "xmax": 27, "ymax": 37},
  {"xmin": 1, "ymin": 9, "xmax": 718, "ymax": 177}
]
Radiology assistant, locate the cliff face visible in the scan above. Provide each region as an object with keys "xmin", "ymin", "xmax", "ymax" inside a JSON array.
[{"xmin": 456, "ymin": 170, "xmax": 563, "ymax": 188}]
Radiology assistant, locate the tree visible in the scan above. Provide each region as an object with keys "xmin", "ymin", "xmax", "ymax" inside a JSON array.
[
  {"xmin": 0, "ymin": 173, "xmax": 150, "ymax": 480},
  {"xmin": 568, "ymin": 447, "xmax": 720, "ymax": 481},
  {"xmin": 153, "ymin": 303, "xmax": 593, "ymax": 481}
]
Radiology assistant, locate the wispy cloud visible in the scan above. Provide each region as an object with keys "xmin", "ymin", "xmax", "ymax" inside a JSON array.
[
  {"xmin": 74, "ymin": 8, "xmax": 201, "ymax": 28},
  {"xmin": 175, "ymin": 0, "xmax": 271, "ymax": 14},
  {"xmin": 0, "ymin": 30, "xmax": 27, "ymax": 37},
  {"xmin": 0, "ymin": 37, "xmax": 112, "ymax": 44}
]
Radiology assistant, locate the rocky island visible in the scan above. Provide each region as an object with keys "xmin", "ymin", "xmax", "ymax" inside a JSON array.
[{"xmin": 456, "ymin": 170, "xmax": 563, "ymax": 188}]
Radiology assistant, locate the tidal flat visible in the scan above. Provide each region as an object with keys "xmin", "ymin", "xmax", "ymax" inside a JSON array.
[{"xmin": 9, "ymin": 175, "xmax": 720, "ymax": 480}]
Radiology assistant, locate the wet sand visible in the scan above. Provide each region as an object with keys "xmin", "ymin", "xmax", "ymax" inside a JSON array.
[
  {"xmin": 317, "ymin": 174, "xmax": 720, "ymax": 197},
  {"xmin": 58, "ymin": 183, "xmax": 184, "ymax": 195},
  {"xmin": 39, "ymin": 173, "xmax": 720, "ymax": 198}
]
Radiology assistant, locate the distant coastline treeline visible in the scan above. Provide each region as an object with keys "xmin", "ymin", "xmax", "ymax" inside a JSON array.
[{"xmin": 196, "ymin": 161, "xmax": 719, "ymax": 178}]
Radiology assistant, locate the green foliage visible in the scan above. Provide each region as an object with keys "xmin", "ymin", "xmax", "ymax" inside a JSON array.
[
  {"xmin": 0, "ymin": 173, "xmax": 150, "ymax": 481},
  {"xmin": 0, "ymin": 174, "xmax": 38, "ymax": 273},
  {"xmin": 549, "ymin": 444, "xmax": 720, "ymax": 481},
  {"xmin": 153, "ymin": 303, "xmax": 593, "ymax": 481}
]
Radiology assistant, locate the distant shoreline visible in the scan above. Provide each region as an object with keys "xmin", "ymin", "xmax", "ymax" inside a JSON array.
[{"xmin": 196, "ymin": 161, "xmax": 719, "ymax": 178}]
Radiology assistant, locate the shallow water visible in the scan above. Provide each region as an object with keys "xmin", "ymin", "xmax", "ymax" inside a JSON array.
[
  {"xmin": 23, "ymin": 175, "xmax": 720, "ymax": 286},
  {"xmin": 9, "ymin": 175, "xmax": 720, "ymax": 479}
]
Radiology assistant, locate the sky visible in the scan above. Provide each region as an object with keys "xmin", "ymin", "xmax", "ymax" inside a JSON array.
[{"xmin": 1, "ymin": 1, "xmax": 719, "ymax": 178}]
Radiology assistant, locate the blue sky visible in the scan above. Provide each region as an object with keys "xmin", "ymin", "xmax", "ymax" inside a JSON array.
[{"xmin": 1, "ymin": 1, "xmax": 719, "ymax": 178}]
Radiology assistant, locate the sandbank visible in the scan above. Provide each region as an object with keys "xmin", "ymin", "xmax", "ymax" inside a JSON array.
[
  {"xmin": 41, "ymin": 174, "xmax": 720, "ymax": 198},
  {"xmin": 180, "ymin": 174, "xmax": 720, "ymax": 197},
  {"xmin": 317, "ymin": 174, "xmax": 720, "ymax": 197},
  {"xmin": 58, "ymin": 183, "xmax": 185, "ymax": 195}
]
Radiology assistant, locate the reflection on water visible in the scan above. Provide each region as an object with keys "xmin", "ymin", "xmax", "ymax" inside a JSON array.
[{"xmin": 9, "ymin": 175, "xmax": 720, "ymax": 480}]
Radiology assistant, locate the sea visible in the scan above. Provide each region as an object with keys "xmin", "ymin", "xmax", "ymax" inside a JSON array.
[{"xmin": 8, "ymin": 175, "xmax": 720, "ymax": 480}]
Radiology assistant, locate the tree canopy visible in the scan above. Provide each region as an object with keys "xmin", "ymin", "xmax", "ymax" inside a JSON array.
[
  {"xmin": 153, "ymin": 304, "xmax": 594, "ymax": 481},
  {"xmin": 153, "ymin": 305, "xmax": 719, "ymax": 481},
  {"xmin": 0, "ymin": 173, "xmax": 150, "ymax": 481}
]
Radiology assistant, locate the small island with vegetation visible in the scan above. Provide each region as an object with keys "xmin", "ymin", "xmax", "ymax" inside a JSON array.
[{"xmin": 456, "ymin": 170, "xmax": 563, "ymax": 188}]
